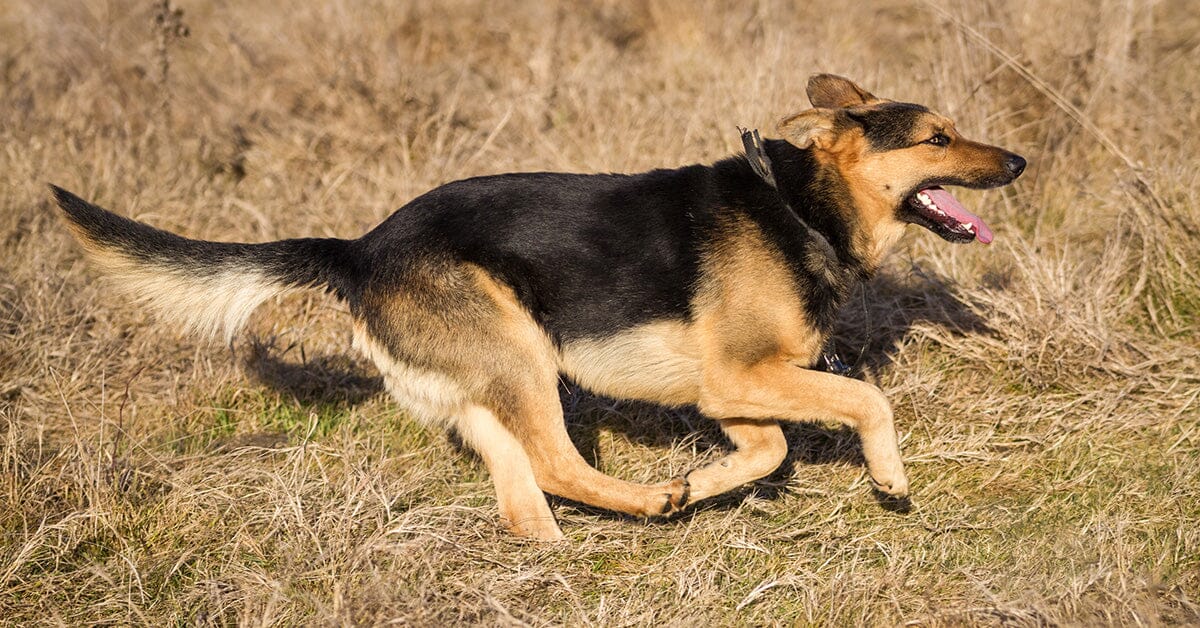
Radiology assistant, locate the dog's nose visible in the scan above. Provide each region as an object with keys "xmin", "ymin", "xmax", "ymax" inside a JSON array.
[{"xmin": 1005, "ymin": 154, "xmax": 1027, "ymax": 178}]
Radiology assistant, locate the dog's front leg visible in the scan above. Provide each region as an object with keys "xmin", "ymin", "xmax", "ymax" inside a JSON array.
[{"xmin": 697, "ymin": 358, "xmax": 909, "ymax": 498}]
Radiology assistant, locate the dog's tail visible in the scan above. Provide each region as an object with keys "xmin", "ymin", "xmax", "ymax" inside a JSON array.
[{"xmin": 51, "ymin": 185, "xmax": 360, "ymax": 342}]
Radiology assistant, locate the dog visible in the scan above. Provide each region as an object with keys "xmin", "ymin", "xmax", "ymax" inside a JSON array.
[{"xmin": 53, "ymin": 75, "xmax": 1025, "ymax": 539}]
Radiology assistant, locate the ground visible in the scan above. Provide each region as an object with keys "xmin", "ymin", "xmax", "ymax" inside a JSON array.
[{"xmin": 2, "ymin": 0, "xmax": 1199, "ymax": 625}]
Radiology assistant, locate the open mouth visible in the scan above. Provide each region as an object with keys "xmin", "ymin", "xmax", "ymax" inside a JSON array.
[{"xmin": 904, "ymin": 186, "xmax": 993, "ymax": 244}]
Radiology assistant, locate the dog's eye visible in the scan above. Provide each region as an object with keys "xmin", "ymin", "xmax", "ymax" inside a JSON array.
[{"xmin": 925, "ymin": 133, "xmax": 951, "ymax": 147}]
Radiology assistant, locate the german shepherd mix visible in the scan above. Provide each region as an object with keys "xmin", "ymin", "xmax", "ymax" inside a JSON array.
[{"xmin": 54, "ymin": 75, "xmax": 1024, "ymax": 539}]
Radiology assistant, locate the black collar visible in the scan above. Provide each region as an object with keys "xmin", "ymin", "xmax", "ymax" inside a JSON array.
[{"xmin": 739, "ymin": 127, "xmax": 777, "ymax": 189}]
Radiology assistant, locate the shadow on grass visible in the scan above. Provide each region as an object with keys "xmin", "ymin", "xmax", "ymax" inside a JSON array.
[
  {"xmin": 240, "ymin": 335, "xmax": 384, "ymax": 408},
  {"xmin": 824, "ymin": 264, "xmax": 996, "ymax": 376}
]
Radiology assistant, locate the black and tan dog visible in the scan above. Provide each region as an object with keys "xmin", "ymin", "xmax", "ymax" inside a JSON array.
[{"xmin": 53, "ymin": 75, "xmax": 1024, "ymax": 539}]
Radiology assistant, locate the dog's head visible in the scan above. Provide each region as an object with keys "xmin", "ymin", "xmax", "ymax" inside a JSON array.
[{"xmin": 777, "ymin": 74, "xmax": 1025, "ymax": 257}]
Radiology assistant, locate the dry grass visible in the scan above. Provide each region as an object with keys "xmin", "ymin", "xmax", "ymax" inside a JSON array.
[{"xmin": 3, "ymin": 0, "xmax": 1199, "ymax": 625}]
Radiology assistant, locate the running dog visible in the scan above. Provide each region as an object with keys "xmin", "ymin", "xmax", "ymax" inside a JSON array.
[{"xmin": 53, "ymin": 75, "xmax": 1025, "ymax": 539}]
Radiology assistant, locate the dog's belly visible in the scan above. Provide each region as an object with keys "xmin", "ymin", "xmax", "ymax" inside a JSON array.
[{"xmin": 557, "ymin": 320, "xmax": 702, "ymax": 407}]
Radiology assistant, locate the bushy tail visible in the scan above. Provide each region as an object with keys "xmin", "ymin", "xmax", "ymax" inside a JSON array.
[{"xmin": 51, "ymin": 185, "xmax": 359, "ymax": 342}]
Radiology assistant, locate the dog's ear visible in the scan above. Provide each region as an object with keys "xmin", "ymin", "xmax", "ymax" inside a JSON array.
[
  {"xmin": 777, "ymin": 109, "xmax": 837, "ymax": 149},
  {"xmin": 807, "ymin": 74, "xmax": 878, "ymax": 108}
]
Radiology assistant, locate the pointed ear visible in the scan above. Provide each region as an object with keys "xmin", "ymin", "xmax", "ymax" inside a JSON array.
[
  {"xmin": 777, "ymin": 109, "xmax": 837, "ymax": 149},
  {"xmin": 806, "ymin": 74, "xmax": 878, "ymax": 108}
]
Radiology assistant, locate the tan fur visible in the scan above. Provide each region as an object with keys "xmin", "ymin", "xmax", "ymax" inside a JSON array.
[
  {"xmin": 806, "ymin": 73, "xmax": 881, "ymax": 108},
  {"xmin": 777, "ymin": 109, "xmax": 839, "ymax": 149},
  {"xmin": 352, "ymin": 320, "xmax": 470, "ymax": 427},
  {"xmin": 682, "ymin": 419, "xmax": 789, "ymax": 504},
  {"xmin": 559, "ymin": 320, "xmax": 701, "ymax": 407},
  {"xmin": 694, "ymin": 214, "xmax": 825, "ymax": 366},
  {"xmin": 456, "ymin": 404, "xmax": 562, "ymax": 539},
  {"xmin": 694, "ymin": 356, "xmax": 906, "ymax": 495}
]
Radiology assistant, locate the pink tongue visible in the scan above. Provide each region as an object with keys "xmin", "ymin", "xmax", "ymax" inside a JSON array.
[{"xmin": 924, "ymin": 187, "xmax": 994, "ymax": 244}]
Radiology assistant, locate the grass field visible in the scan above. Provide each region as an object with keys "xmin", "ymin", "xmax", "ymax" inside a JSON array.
[{"xmin": 3, "ymin": 0, "xmax": 1199, "ymax": 625}]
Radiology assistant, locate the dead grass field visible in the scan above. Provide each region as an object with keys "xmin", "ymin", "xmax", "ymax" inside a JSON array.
[{"xmin": 2, "ymin": 0, "xmax": 1199, "ymax": 625}]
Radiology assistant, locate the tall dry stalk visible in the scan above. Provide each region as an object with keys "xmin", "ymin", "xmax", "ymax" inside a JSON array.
[{"xmin": 152, "ymin": 0, "xmax": 189, "ymax": 125}]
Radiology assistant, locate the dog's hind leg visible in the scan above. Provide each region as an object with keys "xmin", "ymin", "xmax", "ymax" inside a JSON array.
[
  {"xmin": 357, "ymin": 262, "xmax": 690, "ymax": 534},
  {"xmin": 500, "ymin": 385, "xmax": 692, "ymax": 518},
  {"xmin": 456, "ymin": 404, "xmax": 564, "ymax": 539},
  {"xmin": 354, "ymin": 323, "xmax": 564, "ymax": 539},
  {"xmin": 448, "ymin": 268, "xmax": 692, "ymax": 518}
]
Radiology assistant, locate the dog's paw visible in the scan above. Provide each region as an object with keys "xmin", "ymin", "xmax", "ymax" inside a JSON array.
[
  {"xmin": 868, "ymin": 464, "xmax": 909, "ymax": 498},
  {"xmin": 505, "ymin": 516, "xmax": 565, "ymax": 541},
  {"xmin": 657, "ymin": 473, "xmax": 692, "ymax": 516}
]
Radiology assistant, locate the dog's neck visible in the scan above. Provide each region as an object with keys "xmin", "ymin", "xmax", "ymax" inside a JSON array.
[
  {"xmin": 761, "ymin": 139, "xmax": 874, "ymax": 279},
  {"xmin": 714, "ymin": 140, "xmax": 874, "ymax": 335}
]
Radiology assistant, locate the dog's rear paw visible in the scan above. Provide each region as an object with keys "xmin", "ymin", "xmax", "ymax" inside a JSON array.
[
  {"xmin": 657, "ymin": 474, "xmax": 692, "ymax": 515},
  {"xmin": 506, "ymin": 516, "xmax": 565, "ymax": 541}
]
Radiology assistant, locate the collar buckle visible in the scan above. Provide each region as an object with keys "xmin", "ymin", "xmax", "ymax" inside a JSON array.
[{"xmin": 739, "ymin": 126, "xmax": 777, "ymax": 189}]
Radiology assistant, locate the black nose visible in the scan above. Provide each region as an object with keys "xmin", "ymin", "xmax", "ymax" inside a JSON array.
[{"xmin": 1005, "ymin": 154, "xmax": 1027, "ymax": 178}]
